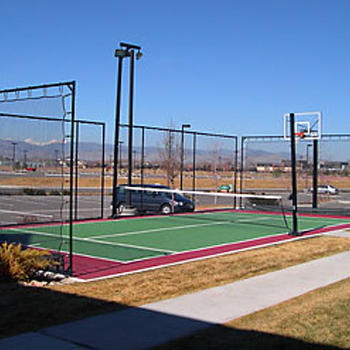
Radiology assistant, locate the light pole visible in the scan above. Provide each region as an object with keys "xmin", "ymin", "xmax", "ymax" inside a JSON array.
[
  {"xmin": 133, "ymin": 150, "xmax": 137, "ymax": 174},
  {"xmin": 306, "ymin": 144, "xmax": 312, "ymax": 190},
  {"xmin": 11, "ymin": 142, "xmax": 17, "ymax": 171},
  {"xmin": 119, "ymin": 141, "xmax": 123, "ymax": 172},
  {"xmin": 180, "ymin": 124, "xmax": 191, "ymax": 190},
  {"xmin": 23, "ymin": 149, "xmax": 28, "ymax": 168},
  {"xmin": 112, "ymin": 42, "xmax": 142, "ymax": 216},
  {"xmin": 55, "ymin": 149, "xmax": 59, "ymax": 168}
]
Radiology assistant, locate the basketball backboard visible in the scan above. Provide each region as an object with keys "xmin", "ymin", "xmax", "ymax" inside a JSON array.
[{"xmin": 284, "ymin": 112, "xmax": 321, "ymax": 141}]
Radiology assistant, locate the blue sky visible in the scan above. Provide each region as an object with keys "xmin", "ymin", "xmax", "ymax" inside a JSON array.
[{"xmin": 1, "ymin": 0, "xmax": 350, "ymax": 143}]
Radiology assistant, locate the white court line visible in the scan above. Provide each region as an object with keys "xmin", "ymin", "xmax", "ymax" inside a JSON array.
[
  {"xmin": 7, "ymin": 228, "xmax": 175, "ymax": 255},
  {"xmin": 90, "ymin": 221, "xmax": 228, "ymax": 239},
  {"xmin": 89, "ymin": 216, "xmax": 271, "ymax": 240}
]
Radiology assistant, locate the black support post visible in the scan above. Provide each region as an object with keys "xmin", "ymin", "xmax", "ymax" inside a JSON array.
[
  {"xmin": 74, "ymin": 121, "xmax": 79, "ymax": 220},
  {"xmin": 233, "ymin": 137, "xmax": 238, "ymax": 208},
  {"xmin": 127, "ymin": 50, "xmax": 135, "ymax": 207},
  {"xmin": 68, "ymin": 81, "xmax": 76, "ymax": 275},
  {"xmin": 239, "ymin": 137, "xmax": 245, "ymax": 208},
  {"xmin": 289, "ymin": 113, "xmax": 299, "ymax": 235},
  {"xmin": 101, "ymin": 123, "xmax": 106, "ymax": 218},
  {"xmin": 192, "ymin": 133, "xmax": 196, "ymax": 202},
  {"xmin": 112, "ymin": 56, "xmax": 124, "ymax": 217},
  {"xmin": 312, "ymin": 139, "xmax": 318, "ymax": 209}
]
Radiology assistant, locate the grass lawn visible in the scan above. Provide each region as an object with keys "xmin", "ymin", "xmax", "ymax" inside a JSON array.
[
  {"xmin": 1, "ymin": 235, "xmax": 350, "ymax": 348},
  {"xmin": 160, "ymin": 278, "xmax": 350, "ymax": 349}
]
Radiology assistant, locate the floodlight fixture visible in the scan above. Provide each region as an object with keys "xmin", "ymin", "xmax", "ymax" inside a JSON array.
[
  {"xmin": 114, "ymin": 49, "xmax": 130, "ymax": 58},
  {"xmin": 120, "ymin": 42, "xmax": 141, "ymax": 51},
  {"xmin": 136, "ymin": 50, "xmax": 143, "ymax": 60}
]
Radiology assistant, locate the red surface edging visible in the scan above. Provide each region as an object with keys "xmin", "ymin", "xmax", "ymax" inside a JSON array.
[{"xmin": 71, "ymin": 221, "xmax": 350, "ymax": 281}]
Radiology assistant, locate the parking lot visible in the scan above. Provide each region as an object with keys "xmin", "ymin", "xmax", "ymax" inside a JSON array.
[{"xmin": 2, "ymin": 187, "xmax": 350, "ymax": 227}]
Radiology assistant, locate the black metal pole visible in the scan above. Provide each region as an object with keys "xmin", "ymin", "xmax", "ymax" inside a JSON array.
[
  {"xmin": 289, "ymin": 113, "xmax": 299, "ymax": 235},
  {"xmin": 12, "ymin": 142, "xmax": 17, "ymax": 171},
  {"xmin": 180, "ymin": 127, "xmax": 185, "ymax": 190},
  {"xmin": 141, "ymin": 127, "xmax": 145, "ymax": 213},
  {"xmin": 74, "ymin": 121, "xmax": 79, "ymax": 220},
  {"xmin": 68, "ymin": 81, "xmax": 76, "ymax": 275},
  {"xmin": 119, "ymin": 142, "xmax": 123, "ymax": 172},
  {"xmin": 233, "ymin": 137, "xmax": 238, "ymax": 208},
  {"xmin": 112, "ymin": 56, "xmax": 124, "ymax": 217},
  {"xmin": 101, "ymin": 123, "xmax": 106, "ymax": 218},
  {"xmin": 24, "ymin": 150, "xmax": 27, "ymax": 167},
  {"xmin": 127, "ymin": 50, "xmax": 135, "ymax": 207},
  {"xmin": 239, "ymin": 137, "xmax": 245, "ymax": 208},
  {"xmin": 312, "ymin": 139, "xmax": 318, "ymax": 209},
  {"xmin": 192, "ymin": 133, "xmax": 196, "ymax": 203},
  {"xmin": 141, "ymin": 128, "xmax": 145, "ymax": 186}
]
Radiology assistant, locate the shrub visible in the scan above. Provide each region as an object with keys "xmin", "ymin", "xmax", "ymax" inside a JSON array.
[
  {"xmin": 0, "ymin": 242, "xmax": 58, "ymax": 282},
  {"xmin": 49, "ymin": 190, "xmax": 62, "ymax": 196},
  {"xmin": 23, "ymin": 188, "xmax": 47, "ymax": 196}
]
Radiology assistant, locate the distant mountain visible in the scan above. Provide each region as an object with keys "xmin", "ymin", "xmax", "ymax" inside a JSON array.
[{"xmin": 0, "ymin": 138, "xmax": 304, "ymax": 165}]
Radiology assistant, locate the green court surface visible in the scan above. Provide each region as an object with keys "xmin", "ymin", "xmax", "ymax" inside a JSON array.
[{"xmin": 1, "ymin": 211, "xmax": 349, "ymax": 263}]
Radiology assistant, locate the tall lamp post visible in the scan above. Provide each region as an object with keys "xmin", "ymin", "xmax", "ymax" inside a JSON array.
[
  {"xmin": 119, "ymin": 141, "xmax": 123, "ymax": 172},
  {"xmin": 306, "ymin": 144, "xmax": 312, "ymax": 190},
  {"xmin": 180, "ymin": 124, "xmax": 191, "ymax": 190},
  {"xmin": 23, "ymin": 149, "xmax": 28, "ymax": 168},
  {"xmin": 112, "ymin": 42, "xmax": 142, "ymax": 217},
  {"xmin": 11, "ymin": 142, "xmax": 17, "ymax": 171}
]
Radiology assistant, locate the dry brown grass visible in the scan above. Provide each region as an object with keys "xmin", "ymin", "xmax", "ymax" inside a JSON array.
[
  {"xmin": 50, "ymin": 236, "xmax": 350, "ymax": 306},
  {"xmin": 2, "ymin": 168, "xmax": 350, "ymax": 190},
  {"xmin": 161, "ymin": 278, "xmax": 350, "ymax": 349},
  {"xmin": 1, "ymin": 236, "xmax": 350, "ymax": 340}
]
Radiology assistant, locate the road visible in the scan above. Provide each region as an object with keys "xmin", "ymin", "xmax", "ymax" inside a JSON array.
[{"xmin": 1, "ymin": 189, "xmax": 350, "ymax": 227}]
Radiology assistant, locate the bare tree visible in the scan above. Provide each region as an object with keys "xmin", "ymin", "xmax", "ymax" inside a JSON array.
[
  {"xmin": 159, "ymin": 121, "xmax": 180, "ymax": 188},
  {"xmin": 209, "ymin": 141, "xmax": 223, "ymax": 191}
]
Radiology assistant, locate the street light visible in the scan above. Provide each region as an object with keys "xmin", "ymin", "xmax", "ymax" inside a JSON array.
[
  {"xmin": 112, "ymin": 42, "xmax": 142, "ymax": 217},
  {"xmin": 133, "ymin": 150, "xmax": 137, "ymax": 173},
  {"xmin": 306, "ymin": 144, "xmax": 312, "ymax": 189},
  {"xmin": 23, "ymin": 149, "xmax": 28, "ymax": 168},
  {"xmin": 119, "ymin": 141, "xmax": 123, "ymax": 172},
  {"xmin": 180, "ymin": 124, "xmax": 191, "ymax": 190},
  {"xmin": 11, "ymin": 142, "xmax": 17, "ymax": 171}
]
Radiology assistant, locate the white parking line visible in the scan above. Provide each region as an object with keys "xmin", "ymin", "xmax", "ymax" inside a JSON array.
[{"xmin": 0, "ymin": 209, "xmax": 53, "ymax": 218}]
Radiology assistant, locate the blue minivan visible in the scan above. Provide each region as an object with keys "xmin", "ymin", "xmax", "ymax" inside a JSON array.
[{"xmin": 113, "ymin": 184, "xmax": 195, "ymax": 215}]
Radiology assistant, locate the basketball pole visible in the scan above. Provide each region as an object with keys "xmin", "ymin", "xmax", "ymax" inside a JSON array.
[{"xmin": 289, "ymin": 113, "xmax": 300, "ymax": 236}]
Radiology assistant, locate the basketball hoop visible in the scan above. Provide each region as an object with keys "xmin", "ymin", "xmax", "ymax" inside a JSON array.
[
  {"xmin": 284, "ymin": 112, "xmax": 321, "ymax": 141},
  {"xmin": 295, "ymin": 131, "xmax": 306, "ymax": 139}
]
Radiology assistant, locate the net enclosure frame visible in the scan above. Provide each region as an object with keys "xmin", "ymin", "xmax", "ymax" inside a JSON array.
[
  {"xmin": 240, "ymin": 132, "xmax": 350, "ymax": 217},
  {"xmin": 0, "ymin": 81, "xmax": 76, "ymax": 275},
  {"xmin": 113, "ymin": 123, "xmax": 239, "ymax": 216},
  {"xmin": 73, "ymin": 118, "xmax": 106, "ymax": 221}
]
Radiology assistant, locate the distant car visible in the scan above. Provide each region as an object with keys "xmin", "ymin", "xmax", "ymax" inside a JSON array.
[
  {"xmin": 111, "ymin": 184, "xmax": 195, "ymax": 215},
  {"xmin": 219, "ymin": 184, "xmax": 233, "ymax": 192},
  {"xmin": 308, "ymin": 185, "xmax": 339, "ymax": 195}
]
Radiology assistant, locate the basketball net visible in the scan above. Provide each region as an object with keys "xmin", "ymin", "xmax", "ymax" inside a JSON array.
[{"xmin": 295, "ymin": 131, "xmax": 306, "ymax": 143}]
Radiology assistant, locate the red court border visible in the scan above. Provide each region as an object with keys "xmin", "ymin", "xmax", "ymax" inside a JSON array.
[{"xmin": 2, "ymin": 211, "xmax": 350, "ymax": 281}]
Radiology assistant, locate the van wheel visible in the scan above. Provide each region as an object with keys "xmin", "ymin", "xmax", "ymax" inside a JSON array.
[
  {"xmin": 117, "ymin": 202, "xmax": 126, "ymax": 214},
  {"xmin": 160, "ymin": 204, "xmax": 172, "ymax": 215}
]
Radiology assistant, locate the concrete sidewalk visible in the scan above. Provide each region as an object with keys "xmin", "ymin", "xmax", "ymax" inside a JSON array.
[{"xmin": 1, "ymin": 238, "xmax": 350, "ymax": 349}]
